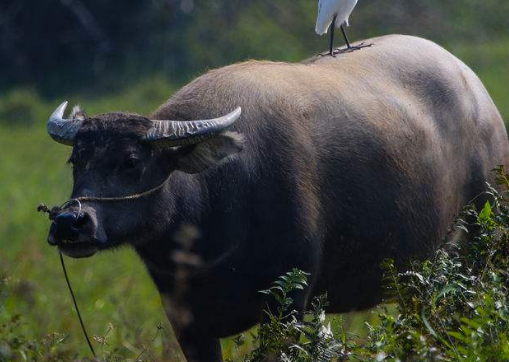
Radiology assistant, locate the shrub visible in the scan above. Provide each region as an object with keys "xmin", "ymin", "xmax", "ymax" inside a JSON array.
[{"xmin": 235, "ymin": 269, "xmax": 346, "ymax": 362}]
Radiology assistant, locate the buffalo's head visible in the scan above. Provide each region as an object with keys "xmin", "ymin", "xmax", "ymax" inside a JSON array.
[{"xmin": 46, "ymin": 102, "xmax": 243, "ymax": 258}]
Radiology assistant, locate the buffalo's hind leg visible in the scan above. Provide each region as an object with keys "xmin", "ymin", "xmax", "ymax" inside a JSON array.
[{"xmin": 177, "ymin": 329, "xmax": 222, "ymax": 362}]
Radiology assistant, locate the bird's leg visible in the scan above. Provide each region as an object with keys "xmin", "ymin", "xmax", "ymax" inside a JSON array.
[
  {"xmin": 329, "ymin": 15, "xmax": 337, "ymax": 56},
  {"xmin": 340, "ymin": 25, "xmax": 352, "ymax": 49},
  {"xmin": 337, "ymin": 25, "xmax": 372, "ymax": 53}
]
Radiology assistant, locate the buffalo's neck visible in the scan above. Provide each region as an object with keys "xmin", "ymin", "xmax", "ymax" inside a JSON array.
[{"xmin": 134, "ymin": 170, "xmax": 244, "ymax": 293}]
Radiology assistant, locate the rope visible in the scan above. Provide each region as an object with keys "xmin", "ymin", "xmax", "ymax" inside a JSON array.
[
  {"xmin": 37, "ymin": 204, "xmax": 61, "ymax": 221},
  {"xmin": 76, "ymin": 175, "xmax": 171, "ymax": 203},
  {"xmin": 59, "ymin": 251, "xmax": 97, "ymax": 358},
  {"xmin": 37, "ymin": 175, "xmax": 170, "ymax": 221}
]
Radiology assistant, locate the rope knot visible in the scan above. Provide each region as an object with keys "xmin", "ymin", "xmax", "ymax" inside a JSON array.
[{"xmin": 37, "ymin": 203, "xmax": 62, "ymax": 221}]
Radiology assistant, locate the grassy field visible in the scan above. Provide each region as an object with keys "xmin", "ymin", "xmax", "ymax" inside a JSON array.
[{"xmin": 1, "ymin": 37, "xmax": 508, "ymax": 361}]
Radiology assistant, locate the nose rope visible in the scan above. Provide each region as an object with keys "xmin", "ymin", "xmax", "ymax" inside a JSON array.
[
  {"xmin": 61, "ymin": 199, "xmax": 82, "ymax": 215},
  {"xmin": 37, "ymin": 175, "xmax": 171, "ymax": 220},
  {"xmin": 75, "ymin": 174, "xmax": 171, "ymax": 203},
  {"xmin": 37, "ymin": 199, "xmax": 83, "ymax": 221}
]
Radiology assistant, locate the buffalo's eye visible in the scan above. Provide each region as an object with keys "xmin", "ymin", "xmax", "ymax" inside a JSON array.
[{"xmin": 122, "ymin": 157, "xmax": 140, "ymax": 171}]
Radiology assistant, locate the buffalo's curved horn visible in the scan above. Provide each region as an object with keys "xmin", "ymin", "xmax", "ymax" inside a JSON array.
[
  {"xmin": 47, "ymin": 101, "xmax": 83, "ymax": 146},
  {"xmin": 143, "ymin": 107, "xmax": 242, "ymax": 147}
]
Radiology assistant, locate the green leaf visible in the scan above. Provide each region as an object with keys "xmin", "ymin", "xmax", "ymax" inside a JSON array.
[
  {"xmin": 479, "ymin": 201, "xmax": 493, "ymax": 222},
  {"xmin": 447, "ymin": 331, "xmax": 467, "ymax": 342}
]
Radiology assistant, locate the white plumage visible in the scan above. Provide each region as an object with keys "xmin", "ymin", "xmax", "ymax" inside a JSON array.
[{"xmin": 315, "ymin": 0, "xmax": 358, "ymax": 35}]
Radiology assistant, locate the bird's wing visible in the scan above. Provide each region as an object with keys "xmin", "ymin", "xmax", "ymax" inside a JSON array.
[{"xmin": 315, "ymin": 0, "xmax": 337, "ymax": 35}]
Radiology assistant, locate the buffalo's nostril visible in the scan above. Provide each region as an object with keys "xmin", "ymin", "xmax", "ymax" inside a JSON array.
[
  {"xmin": 51, "ymin": 211, "xmax": 81, "ymax": 244},
  {"xmin": 55, "ymin": 211, "xmax": 78, "ymax": 227}
]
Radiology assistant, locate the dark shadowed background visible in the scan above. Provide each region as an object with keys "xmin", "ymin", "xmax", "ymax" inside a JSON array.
[
  {"xmin": 0, "ymin": 1, "xmax": 508, "ymax": 360},
  {"xmin": 2, "ymin": 0, "xmax": 509, "ymax": 99}
]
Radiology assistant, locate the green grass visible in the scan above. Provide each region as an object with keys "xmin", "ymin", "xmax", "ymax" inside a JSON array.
[{"xmin": 0, "ymin": 38, "xmax": 508, "ymax": 361}]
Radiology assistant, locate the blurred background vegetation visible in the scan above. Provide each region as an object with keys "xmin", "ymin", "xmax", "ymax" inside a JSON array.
[{"xmin": 0, "ymin": 0, "xmax": 508, "ymax": 361}]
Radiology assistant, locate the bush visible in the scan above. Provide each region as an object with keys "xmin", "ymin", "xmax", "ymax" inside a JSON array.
[{"xmin": 234, "ymin": 269, "xmax": 346, "ymax": 362}]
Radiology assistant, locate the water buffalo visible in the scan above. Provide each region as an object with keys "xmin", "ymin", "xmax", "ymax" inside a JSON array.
[{"xmin": 45, "ymin": 35, "xmax": 509, "ymax": 362}]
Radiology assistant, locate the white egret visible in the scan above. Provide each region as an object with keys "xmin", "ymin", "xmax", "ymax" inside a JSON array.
[{"xmin": 315, "ymin": 0, "xmax": 358, "ymax": 55}]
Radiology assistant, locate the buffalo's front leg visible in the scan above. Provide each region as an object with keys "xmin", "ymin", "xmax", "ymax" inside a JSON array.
[{"xmin": 177, "ymin": 329, "xmax": 222, "ymax": 362}]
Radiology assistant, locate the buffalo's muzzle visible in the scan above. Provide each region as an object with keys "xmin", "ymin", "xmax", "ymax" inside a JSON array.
[
  {"xmin": 48, "ymin": 211, "xmax": 85, "ymax": 246},
  {"xmin": 47, "ymin": 206, "xmax": 105, "ymax": 258}
]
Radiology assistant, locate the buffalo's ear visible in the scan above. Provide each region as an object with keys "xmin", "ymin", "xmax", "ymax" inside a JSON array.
[{"xmin": 174, "ymin": 131, "xmax": 244, "ymax": 174}]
